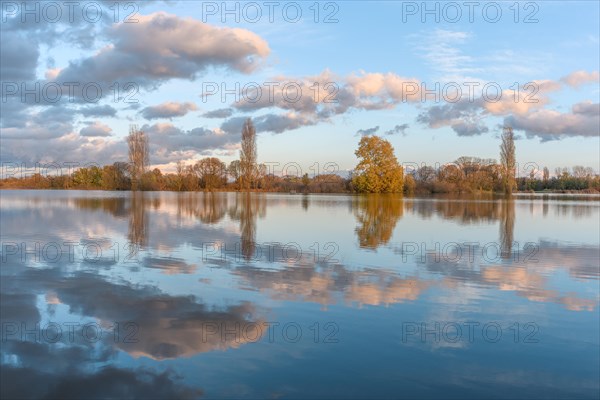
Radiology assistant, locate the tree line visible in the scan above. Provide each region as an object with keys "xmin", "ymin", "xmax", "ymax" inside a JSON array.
[{"xmin": 1, "ymin": 122, "xmax": 598, "ymax": 194}]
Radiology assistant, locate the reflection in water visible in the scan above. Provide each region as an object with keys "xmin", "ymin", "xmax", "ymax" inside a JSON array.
[
  {"xmin": 72, "ymin": 197, "xmax": 128, "ymax": 217},
  {"xmin": 302, "ymin": 194, "xmax": 309, "ymax": 211},
  {"xmin": 229, "ymin": 193, "xmax": 266, "ymax": 261},
  {"xmin": 73, "ymin": 193, "xmax": 151, "ymax": 248},
  {"xmin": 176, "ymin": 192, "xmax": 229, "ymax": 224},
  {"xmin": 481, "ymin": 264, "xmax": 597, "ymax": 311},
  {"xmin": 499, "ymin": 198, "xmax": 515, "ymax": 259},
  {"xmin": 235, "ymin": 264, "xmax": 432, "ymax": 308},
  {"xmin": 353, "ymin": 195, "xmax": 403, "ymax": 248},
  {"xmin": 406, "ymin": 197, "xmax": 500, "ymax": 224},
  {"xmin": 129, "ymin": 191, "xmax": 149, "ymax": 247},
  {"xmin": 1, "ymin": 191, "xmax": 599, "ymax": 399}
]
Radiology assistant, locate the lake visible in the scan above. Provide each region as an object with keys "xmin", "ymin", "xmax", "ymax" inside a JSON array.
[{"xmin": 1, "ymin": 190, "xmax": 599, "ymax": 399}]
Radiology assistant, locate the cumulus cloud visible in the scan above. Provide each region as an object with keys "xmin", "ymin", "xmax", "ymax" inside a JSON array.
[
  {"xmin": 1, "ymin": 132, "xmax": 127, "ymax": 165},
  {"xmin": 572, "ymin": 101, "xmax": 600, "ymax": 116},
  {"xmin": 415, "ymin": 75, "xmax": 593, "ymax": 136},
  {"xmin": 1, "ymin": 107, "xmax": 75, "ymax": 139},
  {"xmin": 504, "ymin": 101, "xmax": 600, "ymax": 141},
  {"xmin": 141, "ymin": 122, "xmax": 240, "ymax": 163},
  {"xmin": 80, "ymin": 121, "xmax": 113, "ymax": 137},
  {"xmin": 55, "ymin": 12, "xmax": 270, "ymax": 98},
  {"xmin": 225, "ymin": 70, "xmax": 423, "ymax": 134},
  {"xmin": 560, "ymin": 70, "xmax": 600, "ymax": 87},
  {"xmin": 417, "ymin": 99, "xmax": 490, "ymax": 136},
  {"xmin": 141, "ymin": 102, "xmax": 198, "ymax": 120}
]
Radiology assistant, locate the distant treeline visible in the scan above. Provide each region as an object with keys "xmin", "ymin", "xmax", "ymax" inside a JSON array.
[
  {"xmin": 2, "ymin": 121, "xmax": 598, "ymax": 194},
  {"xmin": 2, "ymin": 158, "xmax": 598, "ymax": 194},
  {"xmin": 406, "ymin": 158, "xmax": 600, "ymax": 194}
]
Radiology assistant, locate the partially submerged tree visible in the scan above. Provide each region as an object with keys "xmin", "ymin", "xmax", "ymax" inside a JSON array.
[
  {"xmin": 240, "ymin": 118, "xmax": 257, "ymax": 191},
  {"xmin": 352, "ymin": 135, "xmax": 404, "ymax": 193},
  {"xmin": 127, "ymin": 125, "xmax": 149, "ymax": 191},
  {"xmin": 500, "ymin": 126, "xmax": 516, "ymax": 195},
  {"xmin": 195, "ymin": 157, "xmax": 227, "ymax": 190},
  {"xmin": 228, "ymin": 160, "xmax": 242, "ymax": 187}
]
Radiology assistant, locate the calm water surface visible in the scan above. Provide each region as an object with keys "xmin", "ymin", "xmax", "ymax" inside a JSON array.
[{"xmin": 1, "ymin": 190, "xmax": 599, "ymax": 399}]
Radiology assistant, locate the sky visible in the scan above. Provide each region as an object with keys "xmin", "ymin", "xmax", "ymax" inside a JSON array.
[{"xmin": 1, "ymin": 0, "xmax": 599, "ymax": 178}]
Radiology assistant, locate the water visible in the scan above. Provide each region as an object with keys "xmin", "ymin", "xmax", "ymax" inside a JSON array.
[{"xmin": 1, "ymin": 190, "xmax": 598, "ymax": 399}]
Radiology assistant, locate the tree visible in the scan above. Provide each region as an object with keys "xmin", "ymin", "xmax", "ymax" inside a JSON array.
[
  {"xmin": 255, "ymin": 163, "xmax": 267, "ymax": 189},
  {"xmin": 195, "ymin": 157, "xmax": 227, "ymax": 190},
  {"xmin": 404, "ymin": 174, "xmax": 416, "ymax": 194},
  {"xmin": 352, "ymin": 135, "xmax": 403, "ymax": 193},
  {"xmin": 302, "ymin": 173, "xmax": 310, "ymax": 188},
  {"xmin": 175, "ymin": 161, "xmax": 185, "ymax": 191},
  {"xmin": 127, "ymin": 125, "xmax": 149, "ymax": 191},
  {"xmin": 416, "ymin": 165, "xmax": 436, "ymax": 183},
  {"xmin": 240, "ymin": 118, "xmax": 257, "ymax": 190},
  {"xmin": 542, "ymin": 166, "xmax": 550, "ymax": 183},
  {"xmin": 500, "ymin": 126, "xmax": 516, "ymax": 195},
  {"xmin": 101, "ymin": 162, "xmax": 130, "ymax": 190},
  {"xmin": 228, "ymin": 160, "xmax": 242, "ymax": 187}
]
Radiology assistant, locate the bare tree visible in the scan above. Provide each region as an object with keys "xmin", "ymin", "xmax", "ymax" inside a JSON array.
[
  {"xmin": 228, "ymin": 160, "xmax": 241, "ymax": 188},
  {"xmin": 127, "ymin": 125, "xmax": 149, "ymax": 191},
  {"xmin": 195, "ymin": 157, "xmax": 227, "ymax": 190},
  {"xmin": 500, "ymin": 126, "xmax": 516, "ymax": 195},
  {"xmin": 239, "ymin": 118, "xmax": 257, "ymax": 191},
  {"xmin": 175, "ymin": 161, "xmax": 185, "ymax": 191},
  {"xmin": 542, "ymin": 166, "xmax": 550, "ymax": 183}
]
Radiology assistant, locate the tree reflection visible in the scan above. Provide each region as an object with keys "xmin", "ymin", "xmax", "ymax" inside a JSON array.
[
  {"xmin": 128, "ymin": 191, "xmax": 149, "ymax": 248},
  {"xmin": 72, "ymin": 197, "xmax": 128, "ymax": 217},
  {"xmin": 499, "ymin": 198, "xmax": 515, "ymax": 259},
  {"xmin": 72, "ymin": 194, "xmax": 151, "ymax": 248},
  {"xmin": 302, "ymin": 194, "xmax": 309, "ymax": 211},
  {"xmin": 176, "ymin": 192, "xmax": 228, "ymax": 224},
  {"xmin": 353, "ymin": 195, "xmax": 403, "ymax": 249},
  {"xmin": 228, "ymin": 193, "xmax": 266, "ymax": 261},
  {"xmin": 410, "ymin": 197, "xmax": 500, "ymax": 224}
]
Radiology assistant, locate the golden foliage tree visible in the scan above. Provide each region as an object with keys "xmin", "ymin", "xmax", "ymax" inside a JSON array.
[{"xmin": 352, "ymin": 135, "xmax": 403, "ymax": 193}]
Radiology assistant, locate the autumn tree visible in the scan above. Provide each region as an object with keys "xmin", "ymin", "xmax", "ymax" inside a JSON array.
[
  {"xmin": 352, "ymin": 135, "xmax": 403, "ymax": 193},
  {"xmin": 240, "ymin": 118, "xmax": 257, "ymax": 191},
  {"xmin": 101, "ymin": 162, "xmax": 130, "ymax": 190},
  {"xmin": 228, "ymin": 160, "xmax": 241, "ymax": 183},
  {"xmin": 175, "ymin": 161, "xmax": 185, "ymax": 191},
  {"xmin": 500, "ymin": 126, "xmax": 516, "ymax": 195},
  {"xmin": 127, "ymin": 125, "xmax": 149, "ymax": 191},
  {"xmin": 195, "ymin": 157, "xmax": 227, "ymax": 190}
]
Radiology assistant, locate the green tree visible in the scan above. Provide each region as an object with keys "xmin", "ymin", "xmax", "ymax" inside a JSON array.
[{"xmin": 352, "ymin": 136, "xmax": 403, "ymax": 193}]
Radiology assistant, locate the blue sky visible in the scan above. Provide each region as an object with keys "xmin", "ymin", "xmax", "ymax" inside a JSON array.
[{"xmin": 1, "ymin": 1, "xmax": 599, "ymax": 177}]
